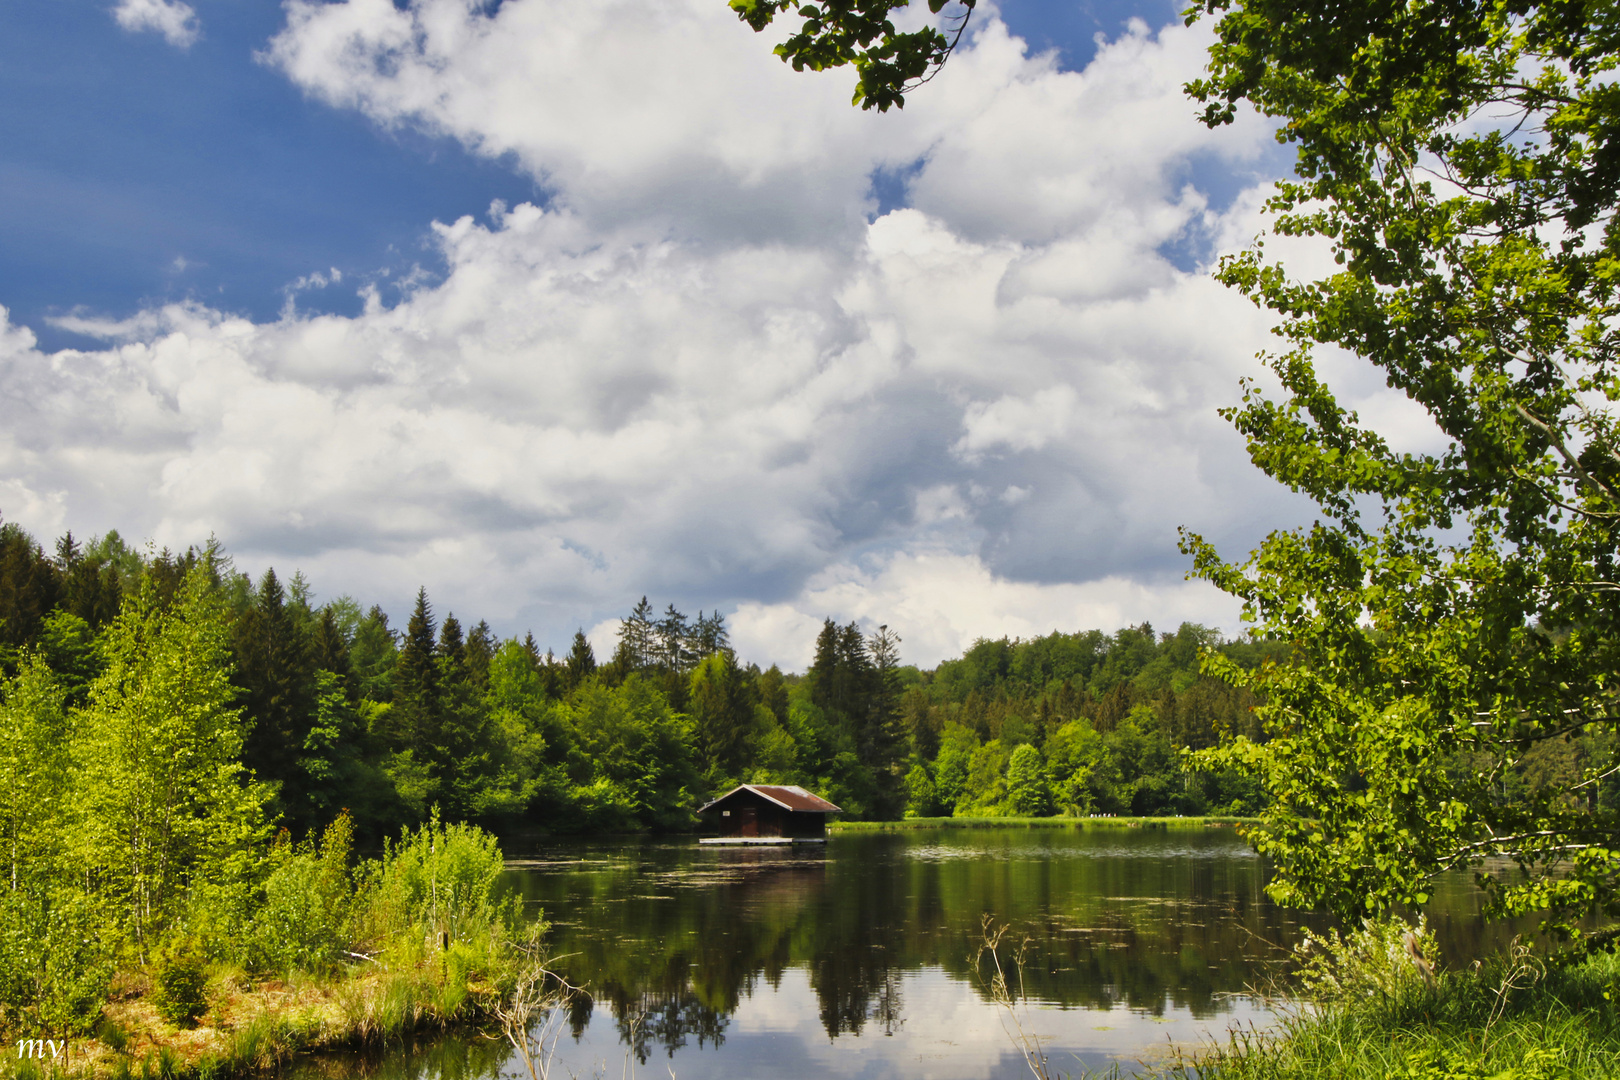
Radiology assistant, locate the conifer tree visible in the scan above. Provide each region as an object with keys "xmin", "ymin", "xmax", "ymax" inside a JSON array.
[
  {"xmin": 565, "ymin": 629, "xmax": 596, "ymax": 691},
  {"xmin": 234, "ymin": 568, "xmax": 318, "ymax": 827},
  {"xmin": 391, "ymin": 588, "xmax": 441, "ymax": 751},
  {"xmin": 656, "ymin": 605, "xmax": 691, "ymax": 672},
  {"xmin": 351, "ymin": 605, "xmax": 398, "ymax": 702},
  {"xmin": 0, "ymin": 519, "xmax": 63, "ymax": 655},
  {"xmin": 618, "ymin": 597, "xmax": 656, "ymax": 672},
  {"xmin": 466, "ymin": 620, "xmax": 495, "ymax": 690},
  {"xmin": 689, "ymin": 650, "xmax": 754, "ymax": 779},
  {"xmin": 312, "ymin": 606, "xmax": 355, "ymax": 696}
]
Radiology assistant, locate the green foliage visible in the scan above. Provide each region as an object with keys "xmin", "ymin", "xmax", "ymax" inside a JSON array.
[
  {"xmin": 1292, "ymin": 916, "xmax": 1440, "ymax": 1004},
  {"xmin": 1172, "ymin": 0, "xmax": 1620, "ymax": 928},
  {"xmin": 151, "ymin": 943, "xmax": 207, "ymax": 1028},
  {"xmin": 354, "ymin": 815, "xmax": 509, "ymax": 950},
  {"xmin": 727, "ymin": 0, "xmax": 975, "ymax": 112},
  {"xmin": 71, "ymin": 563, "xmax": 273, "ymax": 952},
  {"xmin": 561, "ymin": 676, "xmax": 700, "ymax": 830},
  {"xmin": 904, "ymin": 762, "xmax": 940, "ymax": 817},
  {"xmin": 0, "ymin": 889, "xmax": 112, "ymax": 1035},
  {"xmin": 1006, "ymin": 743, "xmax": 1050, "ymax": 816},
  {"xmin": 250, "ymin": 813, "xmax": 356, "ymax": 973}
]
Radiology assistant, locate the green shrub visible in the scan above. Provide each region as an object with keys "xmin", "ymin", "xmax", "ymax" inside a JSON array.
[
  {"xmin": 152, "ymin": 945, "xmax": 207, "ymax": 1028},
  {"xmin": 352, "ymin": 813, "xmax": 511, "ymax": 953},
  {"xmin": 1292, "ymin": 915, "xmax": 1441, "ymax": 1003},
  {"xmin": 0, "ymin": 887, "xmax": 113, "ymax": 1034},
  {"xmin": 249, "ymin": 812, "xmax": 356, "ymax": 973}
]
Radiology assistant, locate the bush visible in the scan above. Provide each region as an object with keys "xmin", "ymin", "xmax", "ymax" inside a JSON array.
[
  {"xmin": 152, "ymin": 944, "xmax": 208, "ymax": 1028},
  {"xmin": 0, "ymin": 887, "xmax": 113, "ymax": 1034},
  {"xmin": 352, "ymin": 813, "xmax": 512, "ymax": 954},
  {"xmin": 249, "ymin": 812, "xmax": 356, "ymax": 973},
  {"xmin": 1293, "ymin": 915, "xmax": 1441, "ymax": 1003}
]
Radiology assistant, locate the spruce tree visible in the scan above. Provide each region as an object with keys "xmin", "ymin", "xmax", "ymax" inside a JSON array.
[
  {"xmin": 618, "ymin": 597, "xmax": 656, "ymax": 672},
  {"xmin": 233, "ymin": 568, "xmax": 318, "ymax": 828},
  {"xmin": 656, "ymin": 605, "xmax": 690, "ymax": 672},
  {"xmin": 391, "ymin": 588, "xmax": 441, "ymax": 752},
  {"xmin": 466, "ymin": 620, "xmax": 495, "ymax": 690},
  {"xmin": 564, "ymin": 630, "xmax": 596, "ymax": 691},
  {"xmin": 312, "ymin": 606, "xmax": 355, "ymax": 697},
  {"xmin": 351, "ymin": 605, "xmax": 398, "ymax": 702},
  {"xmin": 0, "ymin": 519, "xmax": 63, "ymax": 654}
]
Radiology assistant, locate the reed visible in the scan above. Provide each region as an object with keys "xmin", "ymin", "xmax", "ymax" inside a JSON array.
[{"xmin": 1152, "ymin": 947, "xmax": 1620, "ymax": 1079}]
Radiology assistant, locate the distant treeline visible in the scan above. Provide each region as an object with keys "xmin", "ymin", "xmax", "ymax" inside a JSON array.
[{"xmin": 0, "ymin": 518, "xmax": 1276, "ymax": 845}]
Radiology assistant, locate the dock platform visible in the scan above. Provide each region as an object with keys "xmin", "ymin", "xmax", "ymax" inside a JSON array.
[{"xmin": 698, "ymin": 837, "xmax": 828, "ymax": 845}]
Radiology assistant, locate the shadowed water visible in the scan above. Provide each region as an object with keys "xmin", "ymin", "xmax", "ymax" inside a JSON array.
[{"xmin": 294, "ymin": 825, "xmax": 1526, "ymax": 1079}]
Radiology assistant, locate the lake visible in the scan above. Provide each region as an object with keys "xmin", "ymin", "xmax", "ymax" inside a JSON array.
[{"xmin": 305, "ymin": 825, "xmax": 1524, "ymax": 1079}]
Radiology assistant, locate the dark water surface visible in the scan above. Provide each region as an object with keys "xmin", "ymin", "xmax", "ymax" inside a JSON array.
[{"xmin": 302, "ymin": 825, "xmax": 1522, "ymax": 1079}]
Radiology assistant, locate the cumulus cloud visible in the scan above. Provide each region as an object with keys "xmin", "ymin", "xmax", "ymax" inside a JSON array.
[
  {"xmin": 112, "ymin": 0, "xmax": 200, "ymax": 48},
  {"xmin": 0, "ymin": 1, "xmax": 1417, "ymax": 667}
]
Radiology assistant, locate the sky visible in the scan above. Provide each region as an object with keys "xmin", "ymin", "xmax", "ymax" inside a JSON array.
[{"xmin": 0, "ymin": 0, "xmax": 1418, "ymax": 669}]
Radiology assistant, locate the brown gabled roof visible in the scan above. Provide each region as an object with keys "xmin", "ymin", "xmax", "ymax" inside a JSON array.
[{"xmin": 698, "ymin": 784, "xmax": 843, "ymax": 814}]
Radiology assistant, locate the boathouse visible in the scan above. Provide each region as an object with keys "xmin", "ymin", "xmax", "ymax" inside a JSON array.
[{"xmin": 698, "ymin": 784, "xmax": 842, "ymax": 843}]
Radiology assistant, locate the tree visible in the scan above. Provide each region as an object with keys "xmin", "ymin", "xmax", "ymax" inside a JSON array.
[
  {"xmin": 616, "ymin": 597, "xmax": 657, "ymax": 674},
  {"xmin": 565, "ymin": 630, "xmax": 597, "ymax": 691},
  {"xmin": 72, "ymin": 565, "xmax": 272, "ymax": 953},
  {"xmin": 233, "ymin": 568, "xmax": 317, "ymax": 828},
  {"xmin": 1006, "ymin": 743, "xmax": 1050, "ymax": 817},
  {"xmin": 389, "ymin": 588, "xmax": 441, "ymax": 751},
  {"xmin": 688, "ymin": 650, "xmax": 755, "ymax": 779},
  {"xmin": 742, "ymin": 0, "xmax": 1620, "ymax": 935},
  {"xmin": 1166, "ymin": 0, "xmax": 1620, "ymax": 931}
]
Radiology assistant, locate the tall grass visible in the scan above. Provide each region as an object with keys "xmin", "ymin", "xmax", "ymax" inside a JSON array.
[{"xmin": 1156, "ymin": 942, "xmax": 1620, "ymax": 1079}]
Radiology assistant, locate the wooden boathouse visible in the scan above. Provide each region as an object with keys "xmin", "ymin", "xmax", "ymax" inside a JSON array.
[{"xmin": 698, "ymin": 784, "xmax": 842, "ymax": 844}]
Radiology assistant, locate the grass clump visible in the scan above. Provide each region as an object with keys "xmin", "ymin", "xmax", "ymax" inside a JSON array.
[{"xmin": 1158, "ymin": 918, "xmax": 1620, "ymax": 1079}]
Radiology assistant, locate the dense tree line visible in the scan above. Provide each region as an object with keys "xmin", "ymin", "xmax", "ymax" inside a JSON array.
[{"xmin": 0, "ymin": 514, "xmax": 1292, "ymax": 854}]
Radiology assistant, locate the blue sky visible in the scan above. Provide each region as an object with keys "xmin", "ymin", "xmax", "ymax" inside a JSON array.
[
  {"xmin": 2, "ymin": 0, "xmax": 1186, "ymax": 348},
  {"xmin": 0, "ymin": 0, "xmax": 1347, "ymax": 667}
]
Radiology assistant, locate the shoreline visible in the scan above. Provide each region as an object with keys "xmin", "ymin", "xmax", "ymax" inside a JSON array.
[
  {"xmin": 828, "ymin": 815, "xmax": 1256, "ymax": 831},
  {"xmin": 5, "ymin": 961, "xmax": 505, "ymax": 1080}
]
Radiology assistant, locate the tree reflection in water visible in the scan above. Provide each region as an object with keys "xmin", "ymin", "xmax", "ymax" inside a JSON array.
[{"xmin": 300, "ymin": 828, "xmax": 1529, "ymax": 1075}]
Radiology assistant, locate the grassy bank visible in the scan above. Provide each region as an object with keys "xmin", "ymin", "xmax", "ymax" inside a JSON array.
[
  {"xmin": 1150, "ymin": 940, "xmax": 1620, "ymax": 1079},
  {"xmin": 2, "ymin": 951, "xmax": 510, "ymax": 1080},
  {"xmin": 830, "ymin": 815, "xmax": 1254, "ymax": 831}
]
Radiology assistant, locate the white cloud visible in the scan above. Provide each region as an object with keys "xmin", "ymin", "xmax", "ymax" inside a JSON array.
[
  {"xmin": 0, "ymin": 2, "xmax": 1380, "ymax": 668},
  {"xmin": 112, "ymin": 0, "xmax": 200, "ymax": 49},
  {"xmin": 730, "ymin": 549, "xmax": 1242, "ymax": 670}
]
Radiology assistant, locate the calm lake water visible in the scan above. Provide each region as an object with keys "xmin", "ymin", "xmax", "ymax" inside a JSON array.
[{"xmin": 304, "ymin": 825, "xmax": 1525, "ymax": 1080}]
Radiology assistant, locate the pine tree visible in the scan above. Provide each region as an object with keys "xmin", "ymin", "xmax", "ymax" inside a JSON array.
[
  {"xmin": 689, "ymin": 650, "xmax": 754, "ymax": 779},
  {"xmin": 391, "ymin": 588, "xmax": 441, "ymax": 752},
  {"xmin": 655, "ymin": 605, "xmax": 690, "ymax": 672},
  {"xmin": 312, "ymin": 606, "xmax": 355, "ymax": 697},
  {"xmin": 351, "ymin": 605, "xmax": 397, "ymax": 702},
  {"xmin": 863, "ymin": 625, "xmax": 907, "ymax": 819},
  {"xmin": 564, "ymin": 630, "xmax": 596, "ymax": 691},
  {"xmin": 234, "ymin": 568, "xmax": 318, "ymax": 828},
  {"xmin": 0, "ymin": 519, "xmax": 63, "ymax": 654},
  {"xmin": 692, "ymin": 610, "xmax": 730, "ymax": 659},
  {"xmin": 617, "ymin": 597, "xmax": 656, "ymax": 672},
  {"xmin": 466, "ymin": 620, "xmax": 495, "ymax": 690}
]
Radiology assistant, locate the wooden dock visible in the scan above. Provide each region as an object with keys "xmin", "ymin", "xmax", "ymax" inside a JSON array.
[{"xmin": 698, "ymin": 836, "xmax": 828, "ymax": 845}]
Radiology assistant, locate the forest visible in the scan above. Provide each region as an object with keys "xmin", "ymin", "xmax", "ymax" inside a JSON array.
[{"xmin": 0, "ymin": 516, "xmax": 1283, "ymax": 850}]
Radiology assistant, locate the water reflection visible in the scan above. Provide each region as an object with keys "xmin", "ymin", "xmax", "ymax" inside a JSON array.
[
  {"xmin": 293, "ymin": 827, "xmax": 1528, "ymax": 1080},
  {"xmin": 509, "ymin": 826, "xmax": 1331, "ymax": 1058}
]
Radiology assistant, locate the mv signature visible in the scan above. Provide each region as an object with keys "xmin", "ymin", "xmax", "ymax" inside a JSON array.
[{"xmin": 17, "ymin": 1039, "xmax": 69, "ymax": 1059}]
